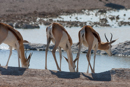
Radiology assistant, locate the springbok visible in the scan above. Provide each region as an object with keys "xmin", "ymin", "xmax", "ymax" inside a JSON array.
[
  {"xmin": 76, "ymin": 25, "xmax": 116, "ymax": 73},
  {"xmin": 0, "ymin": 23, "xmax": 32, "ymax": 68},
  {"xmin": 45, "ymin": 22, "xmax": 77, "ymax": 72}
]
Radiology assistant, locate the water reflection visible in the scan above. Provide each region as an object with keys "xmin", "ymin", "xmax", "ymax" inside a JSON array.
[{"xmin": 0, "ymin": 50, "xmax": 130, "ymax": 73}]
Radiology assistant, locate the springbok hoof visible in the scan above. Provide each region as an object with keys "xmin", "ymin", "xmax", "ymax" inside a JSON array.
[
  {"xmin": 5, "ymin": 66, "xmax": 8, "ymax": 69},
  {"xmin": 58, "ymin": 68, "xmax": 61, "ymax": 71}
]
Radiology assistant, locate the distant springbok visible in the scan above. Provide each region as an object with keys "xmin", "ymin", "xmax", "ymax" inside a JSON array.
[
  {"xmin": 76, "ymin": 25, "xmax": 116, "ymax": 73},
  {"xmin": 45, "ymin": 22, "xmax": 77, "ymax": 72},
  {"xmin": 0, "ymin": 23, "xmax": 32, "ymax": 68}
]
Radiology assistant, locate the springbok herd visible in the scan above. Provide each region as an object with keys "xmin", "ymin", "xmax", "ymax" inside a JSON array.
[{"xmin": 0, "ymin": 22, "xmax": 116, "ymax": 73}]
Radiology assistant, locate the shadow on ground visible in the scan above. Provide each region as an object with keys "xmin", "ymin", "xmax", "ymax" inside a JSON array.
[
  {"xmin": 91, "ymin": 71, "xmax": 111, "ymax": 81},
  {"xmin": 105, "ymin": 3, "xmax": 125, "ymax": 9},
  {"xmin": 50, "ymin": 70, "xmax": 80, "ymax": 79},
  {"xmin": 0, "ymin": 66, "xmax": 26, "ymax": 76},
  {"xmin": 50, "ymin": 70, "xmax": 111, "ymax": 81}
]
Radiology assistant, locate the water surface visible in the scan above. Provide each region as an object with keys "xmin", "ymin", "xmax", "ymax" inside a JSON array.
[{"xmin": 1, "ymin": 50, "xmax": 130, "ymax": 73}]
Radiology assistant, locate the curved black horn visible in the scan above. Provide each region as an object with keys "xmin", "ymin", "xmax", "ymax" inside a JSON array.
[
  {"xmin": 63, "ymin": 56, "xmax": 68, "ymax": 63},
  {"xmin": 27, "ymin": 53, "xmax": 33, "ymax": 63},
  {"xmin": 25, "ymin": 47, "xmax": 27, "ymax": 58},
  {"xmin": 110, "ymin": 33, "xmax": 113, "ymax": 42},
  {"xmin": 104, "ymin": 33, "xmax": 109, "ymax": 42}
]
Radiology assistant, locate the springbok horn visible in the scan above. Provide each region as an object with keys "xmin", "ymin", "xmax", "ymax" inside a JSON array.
[
  {"xmin": 63, "ymin": 56, "xmax": 68, "ymax": 62},
  {"xmin": 73, "ymin": 57, "xmax": 78, "ymax": 63},
  {"xmin": 104, "ymin": 33, "xmax": 109, "ymax": 42},
  {"xmin": 25, "ymin": 47, "xmax": 27, "ymax": 58},
  {"xmin": 63, "ymin": 56, "xmax": 78, "ymax": 64},
  {"xmin": 76, "ymin": 42, "xmax": 80, "ymax": 46},
  {"xmin": 110, "ymin": 33, "xmax": 113, "ymax": 42},
  {"xmin": 28, "ymin": 53, "xmax": 33, "ymax": 63}
]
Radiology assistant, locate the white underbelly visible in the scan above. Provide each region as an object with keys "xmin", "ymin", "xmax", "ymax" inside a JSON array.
[{"xmin": 3, "ymin": 31, "xmax": 18, "ymax": 48}]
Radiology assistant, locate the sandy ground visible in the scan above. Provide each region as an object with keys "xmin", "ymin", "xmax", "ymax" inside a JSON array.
[
  {"xmin": 0, "ymin": 0, "xmax": 129, "ymax": 16},
  {"xmin": 0, "ymin": 0, "xmax": 130, "ymax": 28},
  {"xmin": 0, "ymin": 0, "xmax": 130, "ymax": 87},
  {"xmin": 0, "ymin": 66, "xmax": 130, "ymax": 87},
  {"xmin": 0, "ymin": 0, "xmax": 129, "ymax": 19}
]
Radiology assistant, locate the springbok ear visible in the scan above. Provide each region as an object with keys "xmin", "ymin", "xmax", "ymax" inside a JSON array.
[
  {"xmin": 63, "ymin": 56, "xmax": 68, "ymax": 63},
  {"xmin": 23, "ymin": 40, "xmax": 29, "ymax": 43},
  {"xmin": 76, "ymin": 42, "xmax": 80, "ymax": 46},
  {"xmin": 27, "ymin": 53, "xmax": 33, "ymax": 63},
  {"xmin": 110, "ymin": 39, "xmax": 117, "ymax": 44},
  {"xmin": 73, "ymin": 57, "xmax": 78, "ymax": 63}
]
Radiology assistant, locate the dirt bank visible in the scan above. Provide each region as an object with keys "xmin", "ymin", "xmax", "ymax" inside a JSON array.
[
  {"xmin": 0, "ymin": 0, "xmax": 129, "ymax": 16},
  {"xmin": 0, "ymin": 66, "xmax": 130, "ymax": 87},
  {"xmin": 0, "ymin": 0, "xmax": 130, "ymax": 28}
]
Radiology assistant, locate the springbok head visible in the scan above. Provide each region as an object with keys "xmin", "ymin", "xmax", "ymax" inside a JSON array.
[
  {"xmin": 24, "ymin": 49, "xmax": 33, "ymax": 68},
  {"xmin": 104, "ymin": 33, "xmax": 117, "ymax": 56},
  {"xmin": 63, "ymin": 56, "xmax": 78, "ymax": 71}
]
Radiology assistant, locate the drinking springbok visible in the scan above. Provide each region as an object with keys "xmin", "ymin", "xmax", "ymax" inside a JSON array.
[
  {"xmin": 0, "ymin": 23, "xmax": 32, "ymax": 68},
  {"xmin": 76, "ymin": 25, "xmax": 116, "ymax": 73},
  {"xmin": 45, "ymin": 22, "xmax": 77, "ymax": 72}
]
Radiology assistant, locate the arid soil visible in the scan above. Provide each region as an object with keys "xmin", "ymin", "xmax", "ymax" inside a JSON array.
[
  {"xmin": 0, "ymin": 0, "xmax": 130, "ymax": 28},
  {"xmin": 1, "ymin": 0, "xmax": 130, "ymax": 87},
  {"xmin": 0, "ymin": 0, "xmax": 129, "ymax": 16},
  {"xmin": 0, "ymin": 66, "xmax": 130, "ymax": 87}
]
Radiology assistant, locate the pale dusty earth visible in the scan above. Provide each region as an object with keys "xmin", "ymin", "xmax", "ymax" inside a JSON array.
[
  {"xmin": 0, "ymin": 66, "xmax": 130, "ymax": 87},
  {"xmin": 0, "ymin": 0, "xmax": 129, "ymax": 22}
]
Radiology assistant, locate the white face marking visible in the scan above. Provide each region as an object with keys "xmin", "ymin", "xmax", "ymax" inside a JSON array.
[
  {"xmin": 105, "ymin": 44, "xmax": 112, "ymax": 56},
  {"xmin": 69, "ymin": 65, "xmax": 75, "ymax": 72},
  {"xmin": 22, "ymin": 61, "xmax": 30, "ymax": 68},
  {"xmin": 22, "ymin": 65, "xmax": 28, "ymax": 68}
]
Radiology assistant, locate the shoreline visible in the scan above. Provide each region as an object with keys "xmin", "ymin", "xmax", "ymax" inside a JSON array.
[
  {"xmin": 21, "ymin": 41, "xmax": 130, "ymax": 57},
  {"xmin": 1, "ymin": 0, "xmax": 130, "ymax": 28},
  {"xmin": 2, "ymin": 9, "xmax": 130, "ymax": 29}
]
